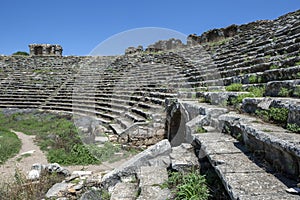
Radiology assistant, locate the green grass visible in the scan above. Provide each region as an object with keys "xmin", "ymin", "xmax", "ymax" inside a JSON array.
[
  {"xmin": 231, "ymin": 93, "xmax": 255, "ymax": 105},
  {"xmin": 164, "ymin": 170, "xmax": 209, "ymax": 200},
  {"xmin": 225, "ymin": 83, "xmax": 243, "ymax": 91},
  {"xmin": 0, "ymin": 127, "xmax": 22, "ymax": 164},
  {"xmin": 230, "ymin": 86, "xmax": 265, "ymax": 106},
  {"xmin": 0, "ymin": 112, "xmax": 134, "ymax": 166}
]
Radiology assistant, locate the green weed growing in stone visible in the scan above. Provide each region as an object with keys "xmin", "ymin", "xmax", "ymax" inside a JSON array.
[{"xmin": 225, "ymin": 83, "xmax": 243, "ymax": 91}]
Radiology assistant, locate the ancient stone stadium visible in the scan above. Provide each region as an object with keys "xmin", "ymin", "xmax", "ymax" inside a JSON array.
[{"xmin": 0, "ymin": 9, "xmax": 299, "ymax": 199}]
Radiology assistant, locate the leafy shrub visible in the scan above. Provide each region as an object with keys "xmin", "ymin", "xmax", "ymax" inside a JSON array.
[
  {"xmin": 0, "ymin": 128, "xmax": 21, "ymax": 164},
  {"xmin": 165, "ymin": 170, "xmax": 209, "ymax": 200},
  {"xmin": 247, "ymin": 86, "xmax": 265, "ymax": 97},
  {"xmin": 255, "ymin": 107, "xmax": 289, "ymax": 125},
  {"xmin": 249, "ymin": 75, "xmax": 257, "ymax": 84},
  {"xmin": 287, "ymin": 123, "xmax": 300, "ymax": 133},
  {"xmin": 255, "ymin": 110, "xmax": 270, "ymax": 121},
  {"xmin": 278, "ymin": 87, "xmax": 291, "ymax": 97},
  {"xmin": 225, "ymin": 83, "xmax": 243, "ymax": 91},
  {"xmin": 269, "ymin": 107, "xmax": 289, "ymax": 124}
]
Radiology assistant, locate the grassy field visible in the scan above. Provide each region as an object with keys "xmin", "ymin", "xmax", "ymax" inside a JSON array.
[
  {"xmin": 0, "ymin": 111, "xmax": 137, "ymax": 166},
  {"xmin": 0, "ymin": 127, "xmax": 21, "ymax": 164}
]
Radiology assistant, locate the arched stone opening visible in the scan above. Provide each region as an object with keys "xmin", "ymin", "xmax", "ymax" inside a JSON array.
[{"xmin": 165, "ymin": 100, "xmax": 188, "ymax": 147}]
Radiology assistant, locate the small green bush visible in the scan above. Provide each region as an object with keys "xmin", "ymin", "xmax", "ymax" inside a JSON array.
[
  {"xmin": 247, "ymin": 86, "xmax": 265, "ymax": 97},
  {"xmin": 287, "ymin": 123, "xmax": 300, "ymax": 133},
  {"xmin": 225, "ymin": 83, "xmax": 243, "ymax": 91},
  {"xmin": 255, "ymin": 110, "xmax": 270, "ymax": 121},
  {"xmin": 269, "ymin": 107, "xmax": 289, "ymax": 124},
  {"xmin": 165, "ymin": 170, "xmax": 209, "ymax": 200},
  {"xmin": 278, "ymin": 88, "xmax": 291, "ymax": 97},
  {"xmin": 249, "ymin": 75, "xmax": 257, "ymax": 84}
]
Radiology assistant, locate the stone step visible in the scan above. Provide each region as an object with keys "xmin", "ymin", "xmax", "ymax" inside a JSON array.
[
  {"xmin": 194, "ymin": 131, "xmax": 297, "ymax": 200},
  {"xmin": 241, "ymin": 97, "xmax": 300, "ymax": 129},
  {"xmin": 219, "ymin": 112, "xmax": 300, "ymax": 179}
]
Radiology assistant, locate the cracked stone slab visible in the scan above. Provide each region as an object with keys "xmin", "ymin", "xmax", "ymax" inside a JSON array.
[
  {"xmin": 211, "ymin": 153, "xmax": 265, "ymax": 173},
  {"xmin": 170, "ymin": 143, "xmax": 199, "ymax": 171},
  {"xmin": 138, "ymin": 166, "xmax": 168, "ymax": 187},
  {"xmin": 219, "ymin": 171, "xmax": 296, "ymax": 200},
  {"xmin": 110, "ymin": 182, "xmax": 137, "ymax": 200},
  {"xmin": 194, "ymin": 132, "xmax": 250, "ymax": 156}
]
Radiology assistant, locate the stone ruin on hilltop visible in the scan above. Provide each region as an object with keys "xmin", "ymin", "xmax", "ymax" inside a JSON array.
[{"xmin": 29, "ymin": 44, "xmax": 63, "ymax": 56}]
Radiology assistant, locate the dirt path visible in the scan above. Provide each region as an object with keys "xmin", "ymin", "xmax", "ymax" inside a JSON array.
[{"xmin": 0, "ymin": 130, "xmax": 131, "ymax": 183}]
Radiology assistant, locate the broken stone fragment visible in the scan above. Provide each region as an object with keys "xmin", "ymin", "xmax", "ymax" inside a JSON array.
[{"xmin": 170, "ymin": 143, "xmax": 200, "ymax": 172}]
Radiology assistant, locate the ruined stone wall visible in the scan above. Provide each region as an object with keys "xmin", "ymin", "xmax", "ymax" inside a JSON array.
[{"xmin": 29, "ymin": 44, "xmax": 63, "ymax": 56}]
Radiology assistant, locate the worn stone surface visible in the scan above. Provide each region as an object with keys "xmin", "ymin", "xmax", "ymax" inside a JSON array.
[
  {"xmin": 138, "ymin": 166, "xmax": 168, "ymax": 187},
  {"xmin": 265, "ymin": 80, "xmax": 300, "ymax": 97},
  {"xmin": 110, "ymin": 182, "xmax": 137, "ymax": 200},
  {"xmin": 170, "ymin": 143, "xmax": 199, "ymax": 172}
]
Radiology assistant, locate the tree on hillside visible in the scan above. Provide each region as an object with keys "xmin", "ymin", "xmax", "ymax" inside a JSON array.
[{"xmin": 12, "ymin": 51, "xmax": 29, "ymax": 56}]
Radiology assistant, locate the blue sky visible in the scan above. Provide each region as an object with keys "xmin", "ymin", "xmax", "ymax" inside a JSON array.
[{"xmin": 0, "ymin": 0, "xmax": 299, "ymax": 56}]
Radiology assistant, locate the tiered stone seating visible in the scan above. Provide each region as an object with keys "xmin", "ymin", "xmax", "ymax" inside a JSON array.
[
  {"xmin": 0, "ymin": 9, "xmax": 299, "ymax": 199},
  {"xmin": 164, "ymin": 9, "xmax": 300, "ymax": 199}
]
